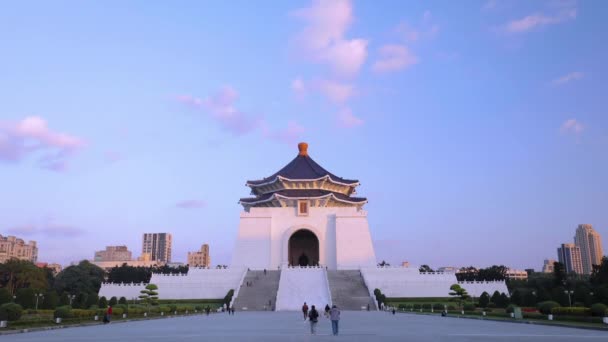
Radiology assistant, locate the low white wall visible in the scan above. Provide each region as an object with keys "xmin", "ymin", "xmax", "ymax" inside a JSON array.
[
  {"xmin": 361, "ymin": 267, "xmax": 509, "ymax": 298},
  {"xmin": 275, "ymin": 266, "xmax": 332, "ymax": 311},
  {"xmin": 98, "ymin": 267, "xmax": 246, "ymax": 300}
]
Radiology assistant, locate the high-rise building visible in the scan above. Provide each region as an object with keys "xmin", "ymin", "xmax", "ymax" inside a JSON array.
[
  {"xmin": 94, "ymin": 246, "xmax": 132, "ymax": 261},
  {"xmin": 142, "ymin": 233, "xmax": 172, "ymax": 262},
  {"xmin": 0, "ymin": 234, "xmax": 38, "ymax": 263},
  {"xmin": 574, "ymin": 224, "xmax": 604, "ymax": 275},
  {"xmin": 557, "ymin": 243, "xmax": 584, "ymax": 274},
  {"xmin": 187, "ymin": 244, "xmax": 211, "ymax": 267},
  {"xmin": 542, "ymin": 259, "xmax": 557, "ymax": 273}
]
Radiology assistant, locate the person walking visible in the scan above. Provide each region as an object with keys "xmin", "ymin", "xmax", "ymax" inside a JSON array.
[
  {"xmin": 104, "ymin": 305, "xmax": 112, "ymax": 324},
  {"xmin": 330, "ymin": 305, "xmax": 340, "ymax": 335},
  {"xmin": 308, "ymin": 305, "xmax": 319, "ymax": 335},
  {"xmin": 302, "ymin": 302, "xmax": 309, "ymax": 320},
  {"xmin": 324, "ymin": 304, "xmax": 330, "ymax": 318}
]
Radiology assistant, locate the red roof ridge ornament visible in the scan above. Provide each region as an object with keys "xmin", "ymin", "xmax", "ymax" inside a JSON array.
[{"xmin": 298, "ymin": 142, "xmax": 308, "ymax": 156}]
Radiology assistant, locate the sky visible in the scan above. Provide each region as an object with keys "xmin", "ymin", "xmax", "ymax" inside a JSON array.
[{"xmin": 1, "ymin": 0, "xmax": 607, "ymax": 270}]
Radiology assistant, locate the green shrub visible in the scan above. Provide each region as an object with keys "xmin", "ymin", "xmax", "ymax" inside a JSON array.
[
  {"xmin": 195, "ymin": 305, "xmax": 204, "ymax": 311},
  {"xmin": 413, "ymin": 304, "xmax": 421, "ymax": 310},
  {"xmin": 551, "ymin": 307, "xmax": 590, "ymax": 316},
  {"xmin": 590, "ymin": 303, "xmax": 608, "ymax": 317},
  {"xmin": 54, "ymin": 305, "xmax": 72, "ymax": 319},
  {"xmin": 506, "ymin": 305, "xmax": 517, "ymax": 314},
  {"xmin": 114, "ymin": 304, "xmax": 128, "ymax": 313},
  {"xmin": 0, "ymin": 289, "xmax": 12, "ymax": 305},
  {"xmin": 447, "ymin": 305, "xmax": 456, "ymax": 310},
  {"xmin": 463, "ymin": 304, "xmax": 475, "ymax": 311},
  {"xmin": 537, "ymin": 301, "xmax": 560, "ymax": 315},
  {"xmin": 0, "ymin": 303, "xmax": 23, "ymax": 321},
  {"xmin": 15, "ymin": 288, "xmax": 36, "ymax": 309},
  {"xmin": 158, "ymin": 305, "xmax": 170, "ymax": 313},
  {"xmin": 112, "ymin": 308, "xmax": 124, "ymax": 316},
  {"xmin": 168, "ymin": 304, "xmax": 177, "ymax": 312},
  {"xmin": 98, "ymin": 296, "xmax": 108, "ymax": 309},
  {"xmin": 422, "ymin": 304, "xmax": 431, "ymax": 310},
  {"xmin": 71, "ymin": 309, "xmax": 96, "ymax": 318}
]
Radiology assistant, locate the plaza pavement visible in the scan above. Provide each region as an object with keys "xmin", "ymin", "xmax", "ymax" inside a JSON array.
[{"xmin": 3, "ymin": 311, "xmax": 608, "ymax": 342}]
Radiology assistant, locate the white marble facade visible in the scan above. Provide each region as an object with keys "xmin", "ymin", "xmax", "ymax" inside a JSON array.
[{"xmin": 230, "ymin": 206, "xmax": 376, "ymax": 270}]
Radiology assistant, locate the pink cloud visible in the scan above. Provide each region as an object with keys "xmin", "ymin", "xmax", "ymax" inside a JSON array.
[
  {"xmin": 505, "ymin": 9, "xmax": 576, "ymax": 33},
  {"xmin": 560, "ymin": 119, "xmax": 584, "ymax": 135},
  {"xmin": 552, "ymin": 71, "xmax": 584, "ymax": 86},
  {"xmin": 0, "ymin": 116, "xmax": 85, "ymax": 171},
  {"xmin": 175, "ymin": 200, "xmax": 207, "ymax": 209},
  {"xmin": 262, "ymin": 120, "xmax": 306, "ymax": 145},
  {"xmin": 316, "ymin": 79, "xmax": 354, "ymax": 103},
  {"xmin": 336, "ymin": 108, "xmax": 363, "ymax": 128},
  {"xmin": 293, "ymin": 0, "xmax": 368, "ymax": 77},
  {"xmin": 176, "ymin": 87, "xmax": 259, "ymax": 135},
  {"xmin": 373, "ymin": 44, "xmax": 418, "ymax": 73}
]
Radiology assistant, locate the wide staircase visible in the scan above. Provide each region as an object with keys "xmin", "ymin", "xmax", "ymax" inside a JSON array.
[
  {"xmin": 275, "ymin": 267, "xmax": 332, "ymax": 311},
  {"xmin": 232, "ymin": 270, "xmax": 280, "ymax": 311},
  {"xmin": 327, "ymin": 270, "xmax": 375, "ymax": 310}
]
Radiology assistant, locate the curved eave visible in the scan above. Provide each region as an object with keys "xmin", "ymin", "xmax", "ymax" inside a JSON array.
[
  {"xmin": 239, "ymin": 192, "xmax": 367, "ymax": 207},
  {"xmin": 246, "ymin": 175, "xmax": 359, "ymax": 189}
]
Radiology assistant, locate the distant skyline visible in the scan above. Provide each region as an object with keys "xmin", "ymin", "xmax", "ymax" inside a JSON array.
[{"xmin": 1, "ymin": 1, "xmax": 607, "ymax": 270}]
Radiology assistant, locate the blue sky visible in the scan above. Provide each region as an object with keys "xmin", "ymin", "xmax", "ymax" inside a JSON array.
[{"xmin": 1, "ymin": 0, "xmax": 606, "ymax": 270}]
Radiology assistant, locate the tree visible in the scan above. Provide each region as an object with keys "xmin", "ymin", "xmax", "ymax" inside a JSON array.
[
  {"xmin": 590, "ymin": 256, "xmax": 608, "ymax": 286},
  {"xmin": 139, "ymin": 284, "xmax": 159, "ymax": 311},
  {"xmin": 510, "ymin": 289, "xmax": 523, "ymax": 306},
  {"xmin": 377, "ymin": 261, "xmax": 390, "ymax": 267},
  {"xmin": 499, "ymin": 293, "xmax": 510, "ymax": 308},
  {"xmin": 478, "ymin": 291, "xmax": 490, "ymax": 308},
  {"xmin": 74, "ymin": 292, "xmax": 88, "ymax": 309},
  {"xmin": 490, "ymin": 291, "xmax": 501, "ymax": 306},
  {"xmin": 86, "ymin": 293, "xmax": 99, "ymax": 309},
  {"xmin": 41, "ymin": 290, "xmax": 59, "ymax": 309},
  {"xmin": 53, "ymin": 261, "xmax": 105, "ymax": 297},
  {"xmin": 118, "ymin": 296, "xmax": 127, "ymax": 305},
  {"xmin": 0, "ymin": 288, "xmax": 12, "ymax": 305},
  {"xmin": 419, "ymin": 265, "xmax": 434, "ymax": 273},
  {"xmin": 58, "ymin": 292, "xmax": 70, "ymax": 306},
  {"xmin": 553, "ymin": 262, "xmax": 566, "ymax": 287},
  {"xmin": 0, "ymin": 259, "xmax": 47, "ymax": 295},
  {"xmin": 522, "ymin": 290, "xmax": 537, "ymax": 307},
  {"xmin": 15, "ymin": 288, "xmax": 36, "ymax": 309},
  {"xmin": 98, "ymin": 296, "xmax": 108, "ymax": 309},
  {"xmin": 109, "ymin": 296, "xmax": 117, "ymax": 306},
  {"xmin": 449, "ymin": 284, "xmax": 470, "ymax": 308}
]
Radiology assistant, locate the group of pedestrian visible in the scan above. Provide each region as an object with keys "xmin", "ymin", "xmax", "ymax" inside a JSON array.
[
  {"xmin": 226, "ymin": 306, "xmax": 235, "ymax": 315},
  {"xmin": 245, "ymin": 281, "xmax": 253, "ymax": 287},
  {"xmin": 302, "ymin": 302, "xmax": 341, "ymax": 336}
]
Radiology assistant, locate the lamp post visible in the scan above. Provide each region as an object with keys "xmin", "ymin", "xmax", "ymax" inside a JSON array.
[
  {"xmin": 68, "ymin": 294, "xmax": 76, "ymax": 306},
  {"xmin": 564, "ymin": 290, "xmax": 574, "ymax": 307},
  {"xmin": 34, "ymin": 293, "xmax": 44, "ymax": 311},
  {"xmin": 12, "ymin": 295, "xmax": 16, "ymax": 303}
]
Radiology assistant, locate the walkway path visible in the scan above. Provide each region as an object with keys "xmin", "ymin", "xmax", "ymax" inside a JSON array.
[{"xmin": 4, "ymin": 311, "xmax": 608, "ymax": 341}]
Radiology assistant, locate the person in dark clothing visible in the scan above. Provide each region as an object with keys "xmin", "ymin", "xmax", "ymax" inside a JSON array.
[
  {"xmin": 103, "ymin": 306, "xmax": 112, "ymax": 324},
  {"xmin": 302, "ymin": 302, "xmax": 309, "ymax": 320},
  {"xmin": 324, "ymin": 304, "xmax": 331, "ymax": 317},
  {"xmin": 308, "ymin": 305, "xmax": 319, "ymax": 334}
]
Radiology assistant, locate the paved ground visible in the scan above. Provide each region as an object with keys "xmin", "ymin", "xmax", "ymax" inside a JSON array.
[{"xmin": 3, "ymin": 311, "xmax": 608, "ymax": 342}]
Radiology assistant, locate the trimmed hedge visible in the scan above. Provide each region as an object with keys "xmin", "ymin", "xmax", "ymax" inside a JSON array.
[
  {"xmin": 432, "ymin": 303, "xmax": 444, "ymax": 311},
  {"xmin": 551, "ymin": 307, "xmax": 590, "ymax": 317},
  {"xmin": 54, "ymin": 305, "xmax": 72, "ymax": 319},
  {"xmin": 463, "ymin": 304, "xmax": 475, "ymax": 311},
  {"xmin": 537, "ymin": 301, "xmax": 560, "ymax": 315},
  {"xmin": 0, "ymin": 303, "xmax": 23, "ymax": 321},
  {"xmin": 590, "ymin": 303, "xmax": 607, "ymax": 317}
]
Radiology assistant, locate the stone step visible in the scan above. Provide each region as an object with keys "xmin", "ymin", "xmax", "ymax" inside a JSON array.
[
  {"xmin": 327, "ymin": 270, "xmax": 375, "ymax": 311},
  {"xmin": 232, "ymin": 270, "xmax": 280, "ymax": 311}
]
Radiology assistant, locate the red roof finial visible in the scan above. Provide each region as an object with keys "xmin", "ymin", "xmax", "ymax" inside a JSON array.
[{"xmin": 298, "ymin": 142, "xmax": 308, "ymax": 156}]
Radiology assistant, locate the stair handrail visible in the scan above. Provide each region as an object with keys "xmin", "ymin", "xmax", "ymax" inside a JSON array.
[
  {"xmin": 229, "ymin": 267, "xmax": 248, "ymax": 309},
  {"xmin": 323, "ymin": 267, "xmax": 333, "ymax": 307},
  {"xmin": 360, "ymin": 268, "xmax": 379, "ymax": 311}
]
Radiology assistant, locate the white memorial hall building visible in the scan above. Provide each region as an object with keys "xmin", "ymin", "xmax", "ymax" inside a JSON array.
[{"xmin": 100, "ymin": 143, "xmax": 508, "ymax": 310}]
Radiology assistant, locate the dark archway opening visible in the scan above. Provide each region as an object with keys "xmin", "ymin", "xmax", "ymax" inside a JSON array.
[{"xmin": 288, "ymin": 229, "xmax": 319, "ymax": 267}]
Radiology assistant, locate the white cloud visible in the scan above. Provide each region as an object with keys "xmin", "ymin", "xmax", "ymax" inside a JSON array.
[
  {"xmin": 552, "ymin": 71, "xmax": 584, "ymax": 86},
  {"xmin": 560, "ymin": 119, "xmax": 584, "ymax": 135},
  {"xmin": 372, "ymin": 44, "xmax": 418, "ymax": 73},
  {"xmin": 336, "ymin": 108, "xmax": 363, "ymax": 128},
  {"xmin": 505, "ymin": 9, "xmax": 576, "ymax": 33}
]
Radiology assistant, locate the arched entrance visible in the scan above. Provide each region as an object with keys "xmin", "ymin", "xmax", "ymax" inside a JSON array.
[{"xmin": 288, "ymin": 229, "xmax": 319, "ymax": 267}]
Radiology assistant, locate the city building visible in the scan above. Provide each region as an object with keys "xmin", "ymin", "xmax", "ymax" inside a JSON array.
[
  {"xmin": 35, "ymin": 262, "xmax": 63, "ymax": 275},
  {"xmin": 401, "ymin": 261, "xmax": 410, "ymax": 268},
  {"xmin": 188, "ymin": 244, "xmax": 211, "ymax": 267},
  {"xmin": 542, "ymin": 259, "xmax": 557, "ymax": 273},
  {"xmin": 0, "ymin": 234, "xmax": 38, "ymax": 263},
  {"xmin": 142, "ymin": 233, "xmax": 172, "ymax": 262},
  {"xmin": 557, "ymin": 243, "xmax": 584, "ymax": 274},
  {"xmin": 94, "ymin": 246, "xmax": 132, "ymax": 262},
  {"xmin": 437, "ymin": 266, "xmax": 459, "ymax": 273},
  {"xmin": 574, "ymin": 224, "xmax": 604, "ymax": 275},
  {"xmin": 505, "ymin": 268, "xmax": 528, "ymax": 280}
]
